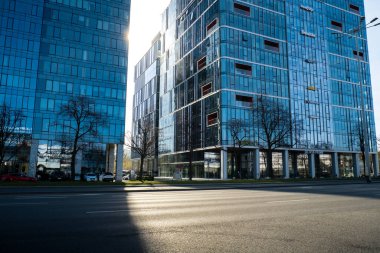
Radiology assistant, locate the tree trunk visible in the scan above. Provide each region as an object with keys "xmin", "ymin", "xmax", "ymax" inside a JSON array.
[
  {"xmin": 232, "ymin": 150, "xmax": 236, "ymax": 179},
  {"xmin": 188, "ymin": 149, "xmax": 193, "ymax": 181},
  {"xmin": 237, "ymin": 151, "xmax": 242, "ymax": 179},
  {"xmin": 71, "ymin": 133, "xmax": 79, "ymax": 180},
  {"xmin": 70, "ymin": 152, "xmax": 76, "ymax": 180},
  {"xmin": 267, "ymin": 150, "xmax": 273, "ymax": 178},
  {"xmin": 139, "ymin": 156, "xmax": 144, "ymax": 182}
]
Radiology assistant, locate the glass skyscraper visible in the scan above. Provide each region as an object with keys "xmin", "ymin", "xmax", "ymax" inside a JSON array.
[
  {"xmin": 132, "ymin": 35, "xmax": 161, "ymax": 176},
  {"xmin": 135, "ymin": 0, "xmax": 378, "ymax": 179},
  {"xmin": 0, "ymin": 0, "xmax": 130, "ymax": 180}
]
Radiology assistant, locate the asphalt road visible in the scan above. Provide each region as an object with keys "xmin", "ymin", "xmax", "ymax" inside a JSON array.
[{"xmin": 0, "ymin": 183, "xmax": 379, "ymax": 253}]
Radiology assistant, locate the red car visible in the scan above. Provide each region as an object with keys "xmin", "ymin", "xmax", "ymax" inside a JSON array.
[{"xmin": 0, "ymin": 173, "xmax": 37, "ymax": 182}]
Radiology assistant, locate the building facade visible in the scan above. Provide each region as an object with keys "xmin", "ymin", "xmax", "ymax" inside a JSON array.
[
  {"xmin": 138, "ymin": 0, "xmax": 380, "ymax": 180},
  {"xmin": 132, "ymin": 35, "xmax": 161, "ymax": 176},
  {"xmin": 0, "ymin": 0, "xmax": 130, "ymax": 180}
]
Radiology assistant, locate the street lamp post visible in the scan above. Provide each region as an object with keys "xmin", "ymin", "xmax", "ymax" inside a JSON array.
[{"xmin": 352, "ymin": 17, "xmax": 380, "ymax": 182}]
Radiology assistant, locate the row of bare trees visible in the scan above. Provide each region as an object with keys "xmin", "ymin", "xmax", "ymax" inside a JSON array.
[
  {"xmin": 0, "ymin": 94, "xmax": 153, "ymax": 181},
  {"xmin": 0, "ymin": 94, "xmax": 377, "ymax": 180},
  {"xmin": 125, "ymin": 118, "xmax": 156, "ymax": 181},
  {"xmin": 0, "ymin": 96, "xmax": 106, "ymax": 179},
  {"xmin": 123, "ymin": 95, "xmax": 378, "ymax": 181},
  {"xmin": 0, "ymin": 104, "xmax": 29, "ymax": 172},
  {"xmin": 125, "ymin": 96, "xmax": 295, "ymax": 181},
  {"xmin": 229, "ymin": 95, "xmax": 377, "ymax": 179}
]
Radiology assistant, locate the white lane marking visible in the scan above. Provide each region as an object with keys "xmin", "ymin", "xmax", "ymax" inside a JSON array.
[
  {"xmin": 265, "ymin": 199, "xmax": 309, "ymax": 204},
  {"xmin": 0, "ymin": 202, "xmax": 48, "ymax": 206},
  {"xmin": 298, "ymin": 186, "xmax": 313, "ymax": 189}
]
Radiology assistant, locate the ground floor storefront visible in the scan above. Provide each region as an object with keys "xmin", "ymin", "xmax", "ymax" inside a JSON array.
[
  {"xmin": 1, "ymin": 139, "xmax": 124, "ymax": 181},
  {"xmin": 158, "ymin": 148, "xmax": 380, "ymax": 180}
]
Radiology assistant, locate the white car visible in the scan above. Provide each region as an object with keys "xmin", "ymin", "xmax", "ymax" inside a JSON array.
[
  {"xmin": 99, "ymin": 172, "xmax": 114, "ymax": 182},
  {"xmin": 84, "ymin": 173, "xmax": 97, "ymax": 182}
]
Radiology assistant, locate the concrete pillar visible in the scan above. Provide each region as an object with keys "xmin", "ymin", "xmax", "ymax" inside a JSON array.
[
  {"xmin": 106, "ymin": 144, "xmax": 116, "ymax": 173},
  {"xmin": 332, "ymin": 152, "xmax": 340, "ymax": 178},
  {"xmin": 253, "ymin": 149, "xmax": 260, "ymax": 179},
  {"xmin": 353, "ymin": 153, "xmax": 361, "ymax": 178},
  {"xmin": 28, "ymin": 139, "xmax": 39, "ymax": 177},
  {"xmin": 372, "ymin": 153, "xmax": 379, "ymax": 177},
  {"xmin": 282, "ymin": 150, "xmax": 289, "ymax": 179},
  {"xmin": 308, "ymin": 153, "xmax": 315, "ymax": 178},
  {"xmin": 220, "ymin": 148, "xmax": 228, "ymax": 180},
  {"xmin": 75, "ymin": 149, "xmax": 82, "ymax": 181},
  {"xmin": 115, "ymin": 144, "xmax": 123, "ymax": 182}
]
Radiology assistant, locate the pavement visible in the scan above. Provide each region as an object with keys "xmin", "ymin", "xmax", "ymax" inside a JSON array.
[
  {"xmin": 0, "ymin": 178, "xmax": 378, "ymax": 195},
  {"xmin": 0, "ymin": 183, "xmax": 379, "ymax": 253}
]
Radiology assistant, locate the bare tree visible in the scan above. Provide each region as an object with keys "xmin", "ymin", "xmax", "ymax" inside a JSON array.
[
  {"xmin": 126, "ymin": 117, "xmax": 156, "ymax": 182},
  {"xmin": 0, "ymin": 103, "xmax": 28, "ymax": 172},
  {"xmin": 228, "ymin": 119, "xmax": 250, "ymax": 179},
  {"xmin": 352, "ymin": 121, "xmax": 373, "ymax": 179},
  {"xmin": 186, "ymin": 107, "xmax": 200, "ymax": 181},
  {"xmin": 58, "ymin": 96, "xmax": 105, "ymax": 180},
  {"xmin": 252, "ymin": 96, "xmax": 294, "ymax": 178},
  {"xmin": 352, "ymin": 122, "xmax": 365, "ymax": 170}
]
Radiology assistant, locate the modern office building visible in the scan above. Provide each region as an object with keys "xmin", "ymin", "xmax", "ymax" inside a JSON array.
[
  {"xmin": 132, "ymin": 34, "xmax": 161, "ymax": 176},
  {"xmin": 138, "ymin": 0, "xmax": 379, "ymax": 180},
  {"xmin": 0, "ymin": 0, "xmax": 130, "ymax": 180}
]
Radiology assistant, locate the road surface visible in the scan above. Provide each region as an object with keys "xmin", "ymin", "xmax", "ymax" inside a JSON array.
[{"xmin": 0, "ymin": 183, "xmax": 379, "ymax": 252}]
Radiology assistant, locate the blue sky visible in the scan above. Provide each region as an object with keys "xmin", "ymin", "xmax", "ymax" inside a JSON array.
[{"xmin": 126, "ymin": 0, "xmax": 380, "ymax": 140}]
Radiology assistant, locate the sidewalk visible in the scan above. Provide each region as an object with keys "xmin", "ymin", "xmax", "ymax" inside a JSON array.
[{"xmin": 0, "ymin": 178, "xmax": 378, "ymax": 195}]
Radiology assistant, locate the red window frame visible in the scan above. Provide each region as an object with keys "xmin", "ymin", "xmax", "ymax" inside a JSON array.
[
  {"xmin": 201, "ymin": 83, "xmax": 212, "ymax": 96},
  {"xmin": 331, "ymin": 20, "xmax": 343, "ymax": 31},
  {"xmin": 235, "ymin": 63, "xmax": 252, "ymax": 76},
  {"xmin": 207, "ymin": 112, "xmax": 218, "ymax": 126},
  {"xmin": 197, "ymin": 56, "xmax": 206, "ymax": 70},
  {"xmin": 234, "ymin": 2, "xmax": 250, "ymax": 16},
  {"xmin": 206, "ymin": 18, "xmax": 218, "ymax": 33}
]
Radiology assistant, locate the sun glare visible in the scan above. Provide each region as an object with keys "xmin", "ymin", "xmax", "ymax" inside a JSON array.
[{"xmin": 126, "ymin": 0, "xmax": 171, "ymax": 133}]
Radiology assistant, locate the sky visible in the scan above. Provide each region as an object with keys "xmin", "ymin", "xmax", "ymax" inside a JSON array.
[
  {"xmin": 126, "ymin": 0, "xmax": 171, "ymax": 134},
  {"xmin": 365, "ymin": 0, "xmax": 380, "ymax": 137},
  {"xmin": 126, "ymin": 0, "xmax": 380, "ymax": 137}
]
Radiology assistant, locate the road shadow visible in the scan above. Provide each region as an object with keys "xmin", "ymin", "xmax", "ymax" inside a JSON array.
[{"xmin": 0, "ymin": 193, "xmax": 147, "ymax": 253}]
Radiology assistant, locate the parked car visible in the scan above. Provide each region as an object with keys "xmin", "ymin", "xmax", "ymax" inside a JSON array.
[
  {"xmin": 122, "ymin": 174, "xmax": 130, "ymax": 181},
  {"xmin": 0, "ymin": 173, "xmax": 37, "ymax": 182},
  {"xmin": 99, "ymin": 172, "xmax": 114, "ymax": 182},
  {"xmin": 84, "ymin": 173, "xmax": 97, "ymax": 182},
  {"xmin": 49, "ymin": 171, "xmax": 67, "ymax": 181},
  {"xmin": 36, "ymin": 170, "xmax": 50, "ymax": 181}
]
